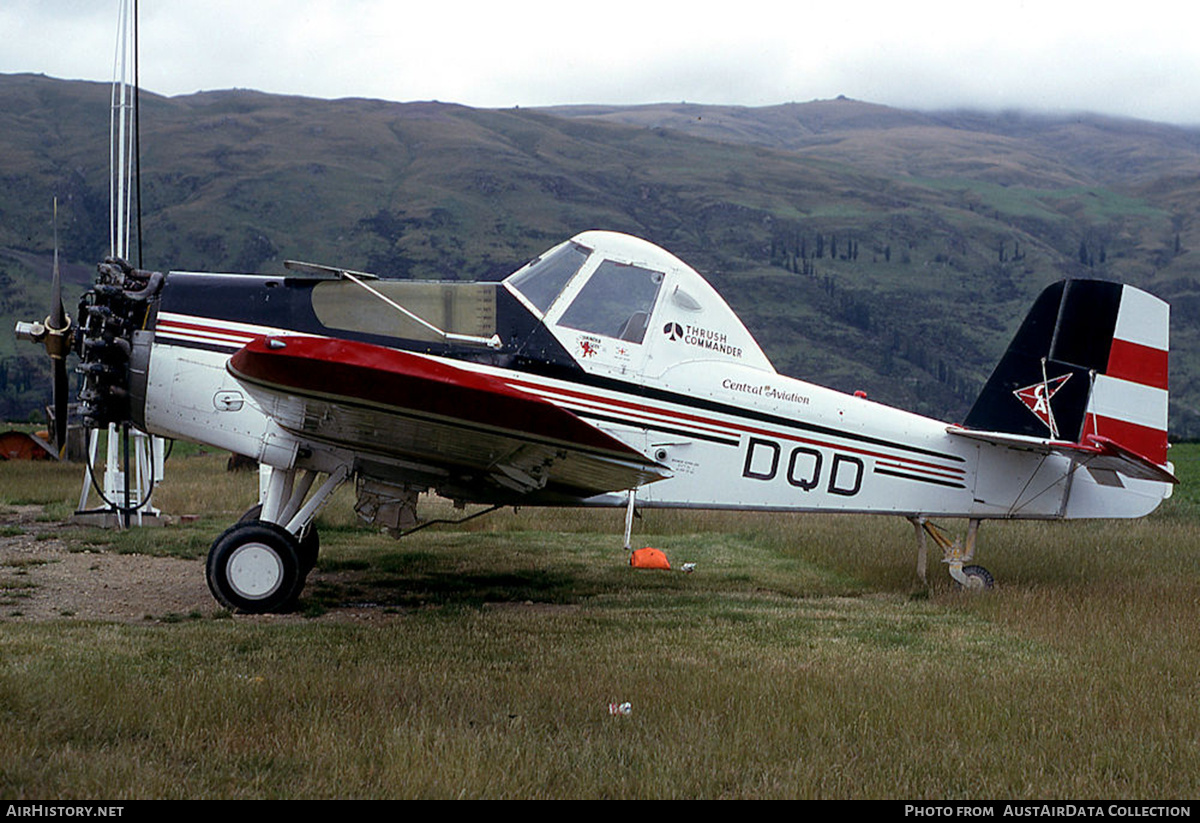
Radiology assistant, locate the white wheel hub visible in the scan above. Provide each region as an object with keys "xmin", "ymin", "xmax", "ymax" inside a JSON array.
[{"xmin": 227, "ymin": 542, "xmax": 284, "ymax": 599}]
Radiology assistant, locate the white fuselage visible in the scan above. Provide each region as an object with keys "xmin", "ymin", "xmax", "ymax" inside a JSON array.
[{"xmin": 141, "ymin": 331, "xmax": 1168, "ymax": 522}]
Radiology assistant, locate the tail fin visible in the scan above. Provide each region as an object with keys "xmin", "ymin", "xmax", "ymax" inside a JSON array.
[{"xmin": 964, "ymin": 279, "xmax": 1169, "ymax": 466}]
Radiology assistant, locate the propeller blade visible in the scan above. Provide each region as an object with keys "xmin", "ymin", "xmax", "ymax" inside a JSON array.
[
  {"xmin": 52, "ymin": 358, "xmax": 68, "ymax": 452},
  {"xmin": 50, "ymin": 198, "xmax": 66, "ymax": 331},
  {"xmin": 48, "ymin": 197, "xmax": 70, "ymax": 453}
]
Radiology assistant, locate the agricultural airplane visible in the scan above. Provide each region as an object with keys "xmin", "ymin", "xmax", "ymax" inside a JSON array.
[{"xmin": 17, "ymin": 230, "xmax": 1174, "ymax": 612}]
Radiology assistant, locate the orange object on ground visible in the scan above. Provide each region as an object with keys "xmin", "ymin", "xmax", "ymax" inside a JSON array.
[
  {"xmin": 0, "ymin": 431, "xmax": 56, "ymax": 460},
  {"xmin": 630, "ymin": 547, "xmax": 671, "ymax": 570}
]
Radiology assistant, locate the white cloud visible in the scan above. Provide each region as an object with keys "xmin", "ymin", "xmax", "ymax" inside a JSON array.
[{"xmin": 3, "ymin": 0, "xmax": 1199, "ymax": 122}]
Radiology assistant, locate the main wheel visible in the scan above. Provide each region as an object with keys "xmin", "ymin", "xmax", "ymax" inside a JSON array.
[
  {"xmin": 239, "ymin": 504, "xmax": 319, "ymax": 573},
  {"xmin": 959, "ymin": 564, "xmax": 995, "ymax": 590},
  {"xmin": 206, "ymin": 521, "xmax": 304, "ymax": 613}
]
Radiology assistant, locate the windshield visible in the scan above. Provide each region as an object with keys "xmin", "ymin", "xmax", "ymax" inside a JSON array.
[
  {"xmin": 558, "ymin": 260, "xmax": 664, "ymax": 344},
  {"xmin": 506, "ymin": 241, "xmax": 590, "ymax": 314}
]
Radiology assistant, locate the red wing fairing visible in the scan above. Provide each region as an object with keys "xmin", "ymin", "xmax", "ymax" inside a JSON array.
[{"xmin": 228, "ymin": 335, "xmax": 669, "ymax": 503}]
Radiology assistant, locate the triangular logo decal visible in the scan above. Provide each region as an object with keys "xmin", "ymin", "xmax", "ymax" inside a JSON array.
[{"xmin": 1013, "ymin": 374, "xmax": 1072, "ymax": 437}]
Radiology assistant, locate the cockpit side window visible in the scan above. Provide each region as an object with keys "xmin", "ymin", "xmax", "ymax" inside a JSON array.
[
  {"xmin": 507, "ymin": 241, "xmax": 591, "ymax": 314},
  {"xmin": 558, "ymin": 261, "xmax": 664, "ymax": 344}
]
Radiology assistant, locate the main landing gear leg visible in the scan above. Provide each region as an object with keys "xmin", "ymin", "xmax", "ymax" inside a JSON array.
[
  {"xmin": 623, "ymin": 489, "xmax": 636, "ymax": 551},
  {"xmin": 907, "ymin": 516, "xmax": 994, "ymax": 590},
  {"xmin": 206, "ymin": 464, "xmax": 349, "ymax": 613}
]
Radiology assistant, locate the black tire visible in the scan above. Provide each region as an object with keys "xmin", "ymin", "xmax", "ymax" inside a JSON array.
[
  {"xmin": 238, "ymin": 504, "xmax": 263, "ymax": 523},
  {"xmin": 959, "ymin": 564, "xmax": 995, "ymax": 590},
  {"xmin": 239, "ymin": 504, "xmax": 319, "ymax": 573},
  {"xmin": 206, "ymin": 521, "xmax": 304, "ymax": 613},
  {"xmin": 296, "ymin": 524, "xmax": 319, "ymax": 574}
]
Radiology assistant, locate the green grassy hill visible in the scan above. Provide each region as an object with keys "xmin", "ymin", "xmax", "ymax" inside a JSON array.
[{"xmin": 3, "ymin": 74, "xmax": 1197, "ymax": 437}]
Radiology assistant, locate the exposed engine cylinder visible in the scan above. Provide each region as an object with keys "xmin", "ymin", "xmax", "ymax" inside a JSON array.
[{"xmin": 76, "ymin": 258, "xmax": 164, "ymax": 428}]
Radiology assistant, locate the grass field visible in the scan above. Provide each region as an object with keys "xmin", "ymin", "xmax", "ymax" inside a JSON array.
[{"xmin": 1, "ymin": 445, "xmax": 1199, "ymax": 799}]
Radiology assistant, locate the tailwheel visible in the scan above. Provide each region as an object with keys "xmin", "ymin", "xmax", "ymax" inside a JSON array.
[
  {"xmin": 908, "ymin": 516, "xmax": 995, "ymax": 590},
  {"xmin": 957, "ymin": 564, "xmax": 995, "ymax": 590},
  {"xmin": 206, "ymin": 521, "xmax": 304, "ymax": 614}
]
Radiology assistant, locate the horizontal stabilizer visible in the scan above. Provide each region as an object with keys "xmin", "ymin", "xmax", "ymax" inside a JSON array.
[{"xmin": 946, "ymin": 425, "xmax": 1177, "ymax": 484}]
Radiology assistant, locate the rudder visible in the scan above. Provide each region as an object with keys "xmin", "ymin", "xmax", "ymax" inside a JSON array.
[{"xmin": 964, "ymin": 279, "xmax": 1169, "ymax": 466}]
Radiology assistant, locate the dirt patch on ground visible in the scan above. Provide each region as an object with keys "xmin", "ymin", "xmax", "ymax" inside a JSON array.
[
  {"xmin": 0, "ymin": 507, "xmax": 439, "ymax": 625},
  {"xmin": 0, "ymin": 505, "xmax": 214, "ymax": 622},
  {"xmin": 0, "ymin": 506, "xmax": 571, "ymax": 625}
]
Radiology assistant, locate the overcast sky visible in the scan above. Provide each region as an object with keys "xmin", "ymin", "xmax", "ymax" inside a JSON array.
[{"xmin": 4, "ymin": 0, "xmax": 1200, "ymax": 124}]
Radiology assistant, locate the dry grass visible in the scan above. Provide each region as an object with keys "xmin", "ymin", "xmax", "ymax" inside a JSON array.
[{"xmin": 1, "ymin": 447, "xmax": 1199, "ymax": 798}]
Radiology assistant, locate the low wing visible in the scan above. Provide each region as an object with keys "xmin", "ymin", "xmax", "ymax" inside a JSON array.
[
  {"xmin": 947, "ymin": 425, "xmax": 1178, "ymax": 485},
  {"xmin": 227, "ymin": 336, "xmax": 670, "ymax": 502}
]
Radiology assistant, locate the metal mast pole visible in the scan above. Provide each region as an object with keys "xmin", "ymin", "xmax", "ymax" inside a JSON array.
[{"xmin": 78, "ymin": 0, "xmax": 163, "ymax": 527}]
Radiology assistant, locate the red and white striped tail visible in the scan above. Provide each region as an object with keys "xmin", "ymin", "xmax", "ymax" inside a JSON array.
[{"xmin": 1082, "ymin": 285, "xmax": 1169, "ymax": 466}]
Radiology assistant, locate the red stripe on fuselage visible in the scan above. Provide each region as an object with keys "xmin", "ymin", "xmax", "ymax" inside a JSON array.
[
  {"xmin": 504, "ymin": 377, "xmax": 965, "ymax": 476},
  {"xmin": 516, "ymin": 385, "xmax": 738, "ymax": 441},
  {"xmin": 157, "ymin": 317, "xmax": 260, "ymax": 347},
  {"xmin": 874, "ymin": 460, "xmax": 966, "ymax": 481}
]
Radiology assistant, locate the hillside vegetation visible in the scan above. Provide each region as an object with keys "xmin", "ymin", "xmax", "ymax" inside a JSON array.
[{"xmin": 3, "ymin": 75, "xmax": 1199, "ymax": 436}]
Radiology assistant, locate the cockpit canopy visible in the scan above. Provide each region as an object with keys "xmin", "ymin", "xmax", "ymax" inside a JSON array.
[
  {"xmin": 291, "ymin": 230, "xmax": 773, "ymax": 381},
  {"xmin": 505, "ymin": 231, "xmax": 774, "ymax": 378},
  {"xmin": 509, "ymin": 240, "xmax": 661, "ymax": 344}
]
